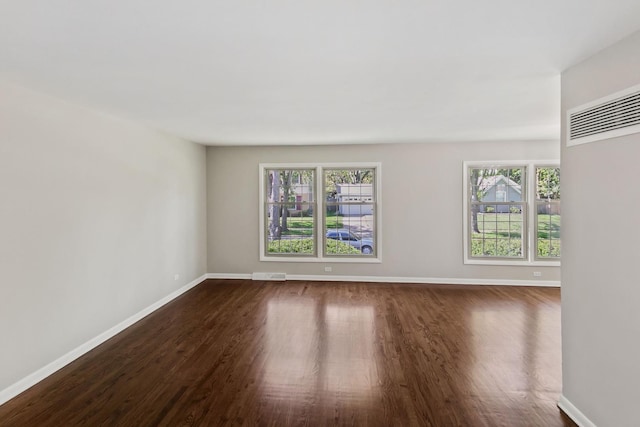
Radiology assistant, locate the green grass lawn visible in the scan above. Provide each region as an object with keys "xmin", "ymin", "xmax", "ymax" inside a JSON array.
[
  {"xmin": 277, "ymin": 212, "xmax": 343, "ymax": 236},
  {"xmin": 472, "ymin": 213, "xmax": 560, "ymax": 257},
  {"xmin": 537, "ymin": 214, "xmax": 561, "ymax": 239},
  {"xmin": 475, "ymin": 212, "xmax": 523, "ymax": 239},
  {"xmin": 537, "ymin": 213, "xmax": 561, "ymax": 257}
]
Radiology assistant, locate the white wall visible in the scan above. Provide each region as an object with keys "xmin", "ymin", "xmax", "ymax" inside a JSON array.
[
  {"xmin": 0, "ymin": 82, "xmax": 207, "ymax": 394},
  {"xmin": 561, "ymin": 30, "xmax": 640, "ymax": 426},
  {"xmin": 207, "ymin": 142, "xmax": 560, "ymax": 282}
]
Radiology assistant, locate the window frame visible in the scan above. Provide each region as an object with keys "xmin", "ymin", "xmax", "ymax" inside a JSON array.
[
  {"xmin": 259, "ymin": 162, "xmax": 382, "ymax": 263},
  {"xmin": 322, "ymin": 166, "xmax": 378, "ymax": 259},
  {"xmin": 262, "ymin": 167, "xmax": 318, "ymax": 258},
  {"xmin": 463, "ymin": 160, "xmax": 560, "ymax": 266}
]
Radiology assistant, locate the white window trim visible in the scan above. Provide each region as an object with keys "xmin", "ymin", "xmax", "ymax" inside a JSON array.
[
  {"xmin": 462, "ymin": 160, "xmax": 560, "ymax": 266},
  {"xmin": 259, "ymin": 162, "xmax": 382, "ymax": 263}
]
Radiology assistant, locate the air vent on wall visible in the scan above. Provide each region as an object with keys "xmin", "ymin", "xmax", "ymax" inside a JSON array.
[{"xmin": 567, "ymin": 83, "xmax": 640, "ymax": 147}]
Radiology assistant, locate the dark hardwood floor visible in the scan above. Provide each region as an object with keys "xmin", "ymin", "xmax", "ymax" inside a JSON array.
[{"xmin": 0, "ymin": 279, "xmax": 575, "ymax": 426}]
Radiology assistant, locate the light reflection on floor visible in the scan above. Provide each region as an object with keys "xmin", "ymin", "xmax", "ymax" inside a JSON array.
[
  {"xmin": 324, "ymin": 305, "xmax": 377, "ymax": 397},
  {"xmin": 262, "ymin": 299, "xmax": 318, "ymax": 399},
  {"xmin": 471, "ymin": 304, "xmax": 528, "ymax": 392},
  {"xmin": 470, "ymin": 301, "xmax": 562, "ymax": 412},
  {"xmin": 261, "ymin": 298, "xmax": 378, "ymax": 403}
]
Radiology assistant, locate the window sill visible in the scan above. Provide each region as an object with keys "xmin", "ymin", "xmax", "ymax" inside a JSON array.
[
  {"xmin": 260, "ymin": 256, "xmax": 382, "ymax": 264},
  {"xmin": 464, "ymin": 259, "xmax": 560, "ymax": 267}
]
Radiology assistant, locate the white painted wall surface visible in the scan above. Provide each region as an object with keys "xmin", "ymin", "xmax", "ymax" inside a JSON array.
[
  {"xmin": 0, "ymin": 82, "xmax": 207, "ymax": 393},
  {"xmin": 561, "ymin": 30, "xmax": 640, "ymax": 427},
  {"xmin": 206, "ymin": 142, "xmax": 560, "ymax": 281}
]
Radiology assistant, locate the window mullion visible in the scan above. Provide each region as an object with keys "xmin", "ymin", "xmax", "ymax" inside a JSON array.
[{"xmin": 318, "ymin": 166, "xmax": 325, "ymax": 258}]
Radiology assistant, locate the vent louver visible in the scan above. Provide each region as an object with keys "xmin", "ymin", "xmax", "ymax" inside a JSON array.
[{"xmin": 567, "ymin": 83, "xmax": 640, "ymax": 146}]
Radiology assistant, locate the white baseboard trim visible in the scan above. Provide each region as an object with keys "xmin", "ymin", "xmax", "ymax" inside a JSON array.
[
  {"xmin": 0, "ymin": 273, "xmax": 208, "ymax": 407},
  {"xmin": 287, "ymin": 275, "xmax": 560, "ymax": 287},
  {"xmin": 205, "ymin": 273, "xmax": 559, "ymax": 287},
  {"xmin": 558, "ymin": 395, "xmax": 596, "ymax": 427}
]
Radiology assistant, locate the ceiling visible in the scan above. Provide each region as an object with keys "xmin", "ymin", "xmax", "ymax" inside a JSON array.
[{"xmin": 1, "ymin": 1, "xmax": 640, "ymax": 146}]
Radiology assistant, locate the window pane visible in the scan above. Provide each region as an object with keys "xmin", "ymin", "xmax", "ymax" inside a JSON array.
[
  {"xmin": 265, "ymin": 169, "xmax": 315, "ymax": 256},
  {"xmin": 536, "ymin": 202, "xmax": 561, "ymax": 258},
  {"xmin": 470, "ymin": 167, "xmax": 525, "ymax": 203},
  {"xmin": 470, "ymin": 204, "xmax": 524, "ymax": 258},
  {"xmin": 536, "ymin": 167, "xmax": 561, "ymax": 201},
  {"xmin": 324, "ymin": 169, "xmax": 376, "ymax": 257},
  {"xmin": 535, "ymin": 167, "xmax": 561, "ymax": 259},
  {"xmin": 468, "ymin": 166, "xmax": 526, "ymax": 260}
]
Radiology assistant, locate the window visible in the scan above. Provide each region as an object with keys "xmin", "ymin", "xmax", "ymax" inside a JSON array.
[
  {"xmin": 535, "ymin": 167, "xmax": 561, "ymax": 260},
  {"xmin": 263, "ymin": 168, "xmax": 316, "ymax": 256},
  {"xmin": 260, "ymin": 163, "xmax": 381, "ymax": 262},
  {"xmin": 324, "ymin": 168, "xmax": 377, "ymax": 257},
  {"xmin": 468, "ymin": 167, "xmax": 526, "ymax": 259},
  {"xmin": 463, "ymin": 161, "xmax": 560, "ymax": 265}
]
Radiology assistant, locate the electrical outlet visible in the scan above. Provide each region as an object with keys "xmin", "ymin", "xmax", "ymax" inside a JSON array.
[
  {"xmin": 174, "ymin": 274, "xmax": 180, "ymax": 281},
  {"xmin": 324, "ymin": 266, "xmax": 332, "ymax": 272},
  {"xmin": 533, "ymin": 271, "xmax": 542, "ymax": 277}
]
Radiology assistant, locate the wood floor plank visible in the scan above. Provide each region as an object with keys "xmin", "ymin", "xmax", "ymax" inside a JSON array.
[{"xmin": 0, "ymin": 279, "xmax": 576, "ymax": 426}]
